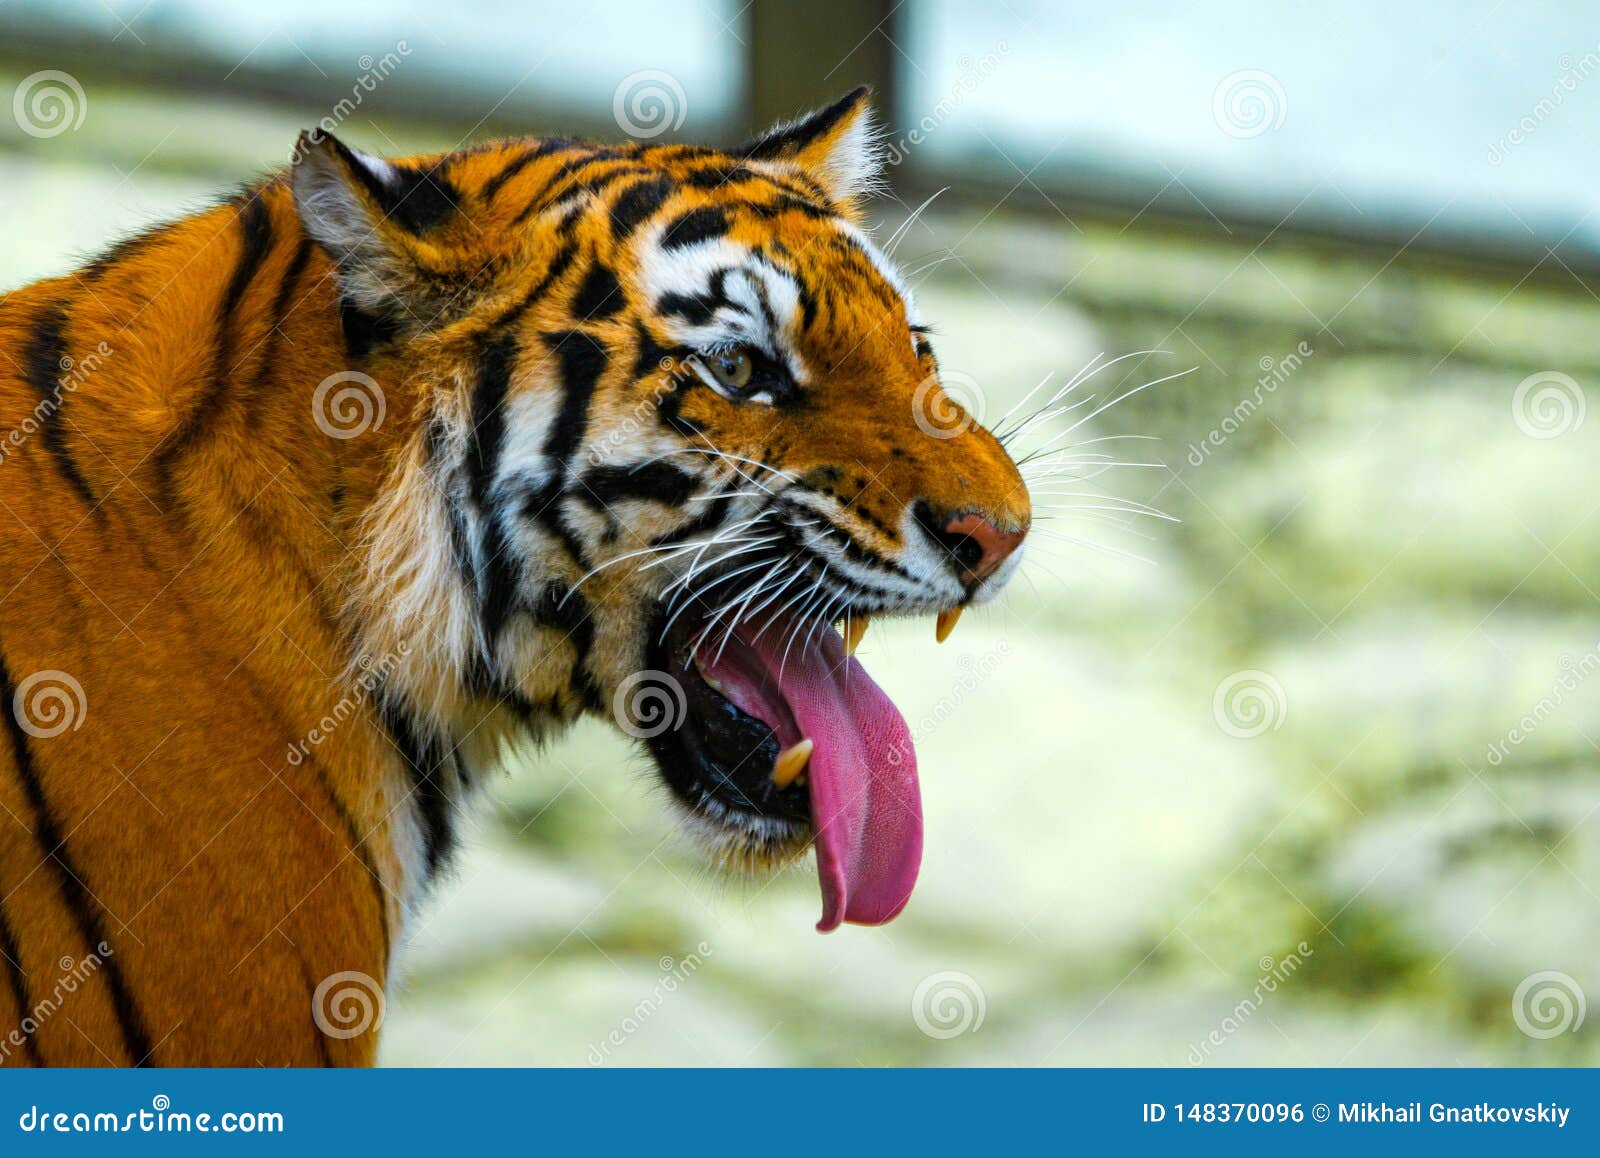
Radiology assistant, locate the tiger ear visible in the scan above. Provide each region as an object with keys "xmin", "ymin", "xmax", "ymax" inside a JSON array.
[
  {"xmin": 736, "ymin": 86, "xmax": 883, "ymax": 209},
  {"xmin": 288, "ymin": 130, "xmax": 461, "ymax": 325}
]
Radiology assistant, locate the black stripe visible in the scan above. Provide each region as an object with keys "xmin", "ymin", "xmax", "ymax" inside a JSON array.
[
  {"xmin": 376, "ymin": 695, "xmax": 455, "ymax": 879},
  {"xmin": 219, "ymin": 193, "xmax": 275, "ymax": 330},
  {"xmin": 747, "ymin": 192, "xmax": 834, "ymax": 221},
  {"xmin": 466, "ymin": 336, "xmax": 521, "ymax": 642},
  {"xmin": 566, "ymin": 164, "xmax": 653, "ymax": 203},
  {"xmin": 310, "ymin": 754, "xmax": 392, "ymax": 971},
  {"xmin": 780, "ymin": 171, "xmax": 833, "ymax": 205},
  {"xmin": 520, "ymin": 486, "xmax": 590, "ymax": 572},
  {"xmin": 510, "ymin": 149, "xmax": 623, "ymax": 226},
  {"xmin": 746, "ymin": 268, "xmax": 782, "ymax": 342},
  {"xmin": 570, "ymin": 262, "xmax": 624, "ymax": 320},
  {"xmin": 684, "ymin": 165, "xmax": 762, "ymax": 190},
  {"xmin": 339, "ymin": 298, "xmax": 405, "ymax": 359},
  {"xmin": 820, "ymin": 506, "xmax": 919, "ymax": 583},
  {"xmin": 474, "ymin": 507, "xmax": 523, "ymax": 653},
  {"xmin": 795, "ymin": 272, "xmax": 820, "ymax": 334},
  {"xmin": 156, "ymin": 192, "xmax": 274, "ymax": 509},
  {"xmin": 653, "ymin": 290, "xmax": 718, "ymax": 327},
  {"xmin": 268, "ymin": 239, "xmax": 314, "ymax": 331},
  {"xmin": 482, "ymin": 149, "xmax": 537, "ymax": 203},
  {"xmin": 466, "ymin": 336, "xmax": 516, "ymax": 508},
  {"xmin": 577, "ymin": 462, "xmax": 698, "ymax": 510},
  {"xmin": 80, "ymin": 221, "xmax": 175, "ymax": 281},
  {"xmin": 0, "ymin": 901, "xmax": 40, "ymax": 1065},
  {"xmin": 496, "ymin": 241, "xmax": 578, "ymax": 329},
  {"xmin": 631, "ymin": 325, "xmax": 684, "ymax": 381},
  {"xmin": 382, "ymin": 164, "xmax": 461, "ymax": 234},
  {"xmin": 661, "ymin": 206, "xmax": 730, "ymax": 251},
  {"xmin": 609, "ymin": 177, "xmax": 673, "ymax": 239},
  {"xmin": 511, "ymin": 330, "xmax": 610, "ymax": 574},
  {"xmin": 539, "ymin": 330, "xmax": 609, "ymax": 464},
  {"xmin": 243, "ymin": 237, "xmax": 313, "ymax": 423},
  {"xmin": 833, "ymin": 233, "xmax": 902, "ymax": 310},
  {"xmin": 226, "ymin": 655, "xmax": 391, "ymax": 968},
  {"xmin": 483, "ymin": 139, "xmax": 580, "ymax": 203},
  {"xmin": 526, "ymin": 584, "xmax": 603, "ymax": 711},
  {"xmin": 655, "ymin": 375, "xmax": 705, "ymax": 439},
  {"xmin": 0, "ymin": 652, "xmax": 154, "ymax": 1065},
  {"xmin": 425, "ymin": 417, "xmax": 479, "ymax": 596},
  {"xmin": 644, "ymin": 144, "xmax": 719, "ymax": 163},
  {"xmin": 22, "ymin": 305, "xmax": 100, "ymax": 513},
  {"xmin": 656, "ymin": 267, "xmax": 732, "ymax": 330},
  {"xmin": 649, "ymin": 491, "xmax": 731, "ymax": 548}
]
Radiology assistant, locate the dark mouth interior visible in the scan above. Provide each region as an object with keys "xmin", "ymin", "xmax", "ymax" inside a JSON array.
[{"xmin": 643, "ymin": 603, "xmax": 812, "ymax": 830}]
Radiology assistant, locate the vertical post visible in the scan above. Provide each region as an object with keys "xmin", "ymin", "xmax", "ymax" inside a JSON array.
[{"xmin": 743, "ymin": 0, "xmax": 899, "ymax": 136}]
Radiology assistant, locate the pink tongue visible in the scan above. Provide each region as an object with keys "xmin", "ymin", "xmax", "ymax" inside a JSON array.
[{"xmin": 703, "ymin": 622, "xmax": 922, "ymax": 932}]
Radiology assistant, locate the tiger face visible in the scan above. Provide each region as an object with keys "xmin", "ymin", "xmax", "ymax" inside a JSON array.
[{"xmin": 300, "ymin": 89, "xmax": 1030, "ymax": 931}]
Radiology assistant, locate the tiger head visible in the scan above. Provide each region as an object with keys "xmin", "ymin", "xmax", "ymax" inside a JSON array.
[{"xmin": 295, "ymin": 89, "xmax": 1030, "ymax": 931}]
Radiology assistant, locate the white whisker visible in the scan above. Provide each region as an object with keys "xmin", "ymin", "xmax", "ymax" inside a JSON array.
[{"xmin": 884, "ymin": 187, "xmax": 948, "ymax": 257}]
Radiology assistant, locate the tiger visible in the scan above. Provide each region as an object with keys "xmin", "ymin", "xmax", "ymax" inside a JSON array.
[{"xmin": 0, "ymin": 87, "xmax": 1030, "ymax": 1066}]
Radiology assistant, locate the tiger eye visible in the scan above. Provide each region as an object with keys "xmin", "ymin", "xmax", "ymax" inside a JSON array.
[{"xmin": 710, "ymin": 349, "xmax": 753, "ymax": 392}]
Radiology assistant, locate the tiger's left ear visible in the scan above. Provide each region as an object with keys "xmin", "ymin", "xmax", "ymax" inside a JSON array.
[
  {"xmin": 289, "ymin": 129, "xmax": 469, "ymax": 331},
  {"xmin": 736, "ymin": 86, "xmax": 883, "ymax": 211}
]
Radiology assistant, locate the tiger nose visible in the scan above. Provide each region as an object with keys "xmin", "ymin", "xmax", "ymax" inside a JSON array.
[{"xmin": 925, "ymin": 509, "xmax": 1028, "ymax": 584}]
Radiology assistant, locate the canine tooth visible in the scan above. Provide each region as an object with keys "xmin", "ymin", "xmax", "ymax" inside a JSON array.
[
  {"xmin": 842, "ymin": 615, "xmax": 869, "ymax": 656},
  {"xmin": 935, "ymin": 607, "xmax": 963, "ymax": 643},
  {"xmin": 772, "ymin": 739, "xmax": 814, "ymax": 789}
]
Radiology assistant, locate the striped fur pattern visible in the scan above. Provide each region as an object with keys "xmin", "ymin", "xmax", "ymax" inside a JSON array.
[{"xmin": 0, "ymin": 88, "xmax": 1029, "ymax": 1065}]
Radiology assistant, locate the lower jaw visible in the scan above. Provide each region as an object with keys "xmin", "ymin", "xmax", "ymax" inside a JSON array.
[
  {"xmin": 676, "ymin": 797, "xmax": 812, "ymax": 876},
  {"xmin": 639, "ymin": 604, "xmax": 814, "ymax": 848}
]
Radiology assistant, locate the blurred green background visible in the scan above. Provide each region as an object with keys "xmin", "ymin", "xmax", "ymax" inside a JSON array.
[{"xmin": 3, "ymin": 0, "xmax": 1598, "ymax": 1066}]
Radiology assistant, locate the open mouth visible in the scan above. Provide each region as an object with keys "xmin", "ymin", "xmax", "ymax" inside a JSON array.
[{"xmin": 643, "ymin": 601, "xmax": 926, "ymax": 932}]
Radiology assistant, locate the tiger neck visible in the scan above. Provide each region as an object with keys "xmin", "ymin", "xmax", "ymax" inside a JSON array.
[{"xmin": 66, "ymin": 180, "xmax": 596, "ymax": 902}]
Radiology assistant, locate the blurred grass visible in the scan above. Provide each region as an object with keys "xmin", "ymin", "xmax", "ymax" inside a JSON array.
[{"xmin": 4, "ymin": 85, "xmax": 1598, "ymax": 1067}]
